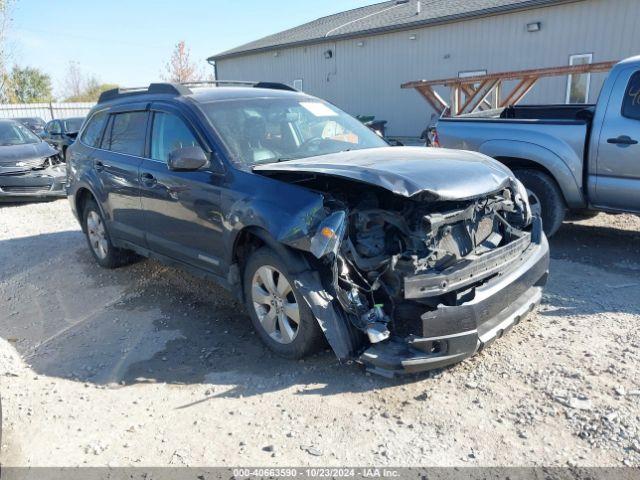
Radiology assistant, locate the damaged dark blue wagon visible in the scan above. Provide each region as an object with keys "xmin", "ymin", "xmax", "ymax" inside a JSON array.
[{"xmin": 66, "ymin": 81, "xmax": 549, "ymax": 377}]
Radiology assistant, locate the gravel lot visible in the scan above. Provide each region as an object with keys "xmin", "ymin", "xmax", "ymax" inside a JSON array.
[{"xmin": 0, "ymin": 199, "xmax": 639, "ymax": 467}]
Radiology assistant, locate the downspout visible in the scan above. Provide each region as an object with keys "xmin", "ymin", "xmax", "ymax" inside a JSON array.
[{"xmin": 207, "ymin": 59, "xmax": 218, "ymax": 80}]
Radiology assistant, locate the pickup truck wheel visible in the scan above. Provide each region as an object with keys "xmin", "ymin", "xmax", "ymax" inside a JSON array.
[
  {"xmin": 243, "ymin": 247, "xmax": 324, "ymax": 359},
  {"xmin": 82, "ymin": 199, "xmax": 135, "ymax": 269},
  {"xmin": 514, "ymin": 169, "xmax": 565, "ymax": 237}
]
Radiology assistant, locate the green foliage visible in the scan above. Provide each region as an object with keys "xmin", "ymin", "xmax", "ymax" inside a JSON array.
[
  {"xmin": 4, "ymin": 65, "xmax": 53, "ymax": 103},
  {"xmin": 65, "ymin": 80, "xmax": 119, "ymax": 102}
]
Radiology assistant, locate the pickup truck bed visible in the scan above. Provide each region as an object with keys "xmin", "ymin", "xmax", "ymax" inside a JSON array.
[{"xmin": 437, "ymin": 57, "xmax": 640, "ymax": 236}]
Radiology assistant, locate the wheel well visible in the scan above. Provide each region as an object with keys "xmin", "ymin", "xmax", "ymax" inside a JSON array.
[
  {"xmin": 494, "ymin": 156, "xmax": 567, "ymax": 201},
  {"xmin": 75, "ymin": 188, "xmax": 94, "ymax": 227},
  {"xmin": 494, "ymin": 156, "xmax": 554, "ymax": 178},
  {"xmin": 232, "ymin": 229, "xmax": 266, "ymax": 273}
]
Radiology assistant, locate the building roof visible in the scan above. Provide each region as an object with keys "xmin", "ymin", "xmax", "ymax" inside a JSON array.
[{"xmin": 209, "ymin": 0, "xmax": 577, "ymax": 61}]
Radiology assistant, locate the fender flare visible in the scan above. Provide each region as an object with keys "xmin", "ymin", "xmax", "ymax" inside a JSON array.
[
  {"xmin": 479, "ymin": 139, "xmax": 586, "ymax": 209},
  {"xmin": 71, "ymin": 182, "xmax": 109, "ymax": 231}
]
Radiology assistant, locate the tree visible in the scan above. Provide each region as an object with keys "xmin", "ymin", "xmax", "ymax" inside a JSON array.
[
  {"xmin": 0, "ymin": 0, "xmax": 15, "ymax": 102},
  {"xmin": 162, "ymin": 40, "xmax": 204, "ymax": 83},
  {"xmin": 61, "ymin": 61, "xmax": 117, "ymax": 102},
  {"xmin": 62, "ymin": 61, "xmax": 85, "ymax": 99},
  {"xmin": 5, "ymin": 66, "xmax": 52, "ymax": 103},
  {"xmin": 65, "ymin": 79, "xmax": 118, "ymax": 102}
]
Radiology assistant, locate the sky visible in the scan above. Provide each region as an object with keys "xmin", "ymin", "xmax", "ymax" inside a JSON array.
[{"xmin": 7, "ymin": 0, "xmax": 377, "ymax": 98}]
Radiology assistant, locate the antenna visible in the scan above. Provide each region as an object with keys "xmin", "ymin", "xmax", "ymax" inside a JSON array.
[{"xmin": 416, "ymin": 0, "xmax": 421, "ymax": 15}]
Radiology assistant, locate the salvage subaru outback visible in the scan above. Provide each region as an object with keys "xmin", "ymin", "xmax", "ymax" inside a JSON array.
[{"xmin": 67, "ymin": 82, "xmax": 549, "ymax": 376}]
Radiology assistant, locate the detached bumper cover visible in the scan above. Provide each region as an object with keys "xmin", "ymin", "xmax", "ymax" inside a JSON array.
[
  {"xmin": 359, "ymin": 224, "xmax": 550, "ymax": 377},
  {"xmin": 0, "ymin": 166, "xmax": 66, "ymax": 199}
]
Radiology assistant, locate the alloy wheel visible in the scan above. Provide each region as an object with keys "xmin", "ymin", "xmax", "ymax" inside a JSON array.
[
  {"xmin": 251, "ymin": 265, "xmax": 300, "ymax": 344},
  {"xmin": 86, "ymin": 210, "xmax": 108, "ymax": 260}
]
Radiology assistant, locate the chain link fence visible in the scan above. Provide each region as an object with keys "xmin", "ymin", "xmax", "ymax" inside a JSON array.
[{"xmin": 0, "ymin": 102, "xmax": 95, "ymax": 121}]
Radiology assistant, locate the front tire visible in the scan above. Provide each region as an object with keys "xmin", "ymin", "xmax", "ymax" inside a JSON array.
[
  {"xmin": 514, "ymin": 169, "xmax": 566, "ymax": 237},
  {"xmin": 82, "ymin": 199, "xmax": 134, "ymax": 269},
  {"xmin": 243, "ymin": 247, "xmax": 324, "ymax": 359}
]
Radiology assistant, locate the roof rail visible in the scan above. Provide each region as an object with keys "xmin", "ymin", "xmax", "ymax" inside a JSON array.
[
  {"xmin": 98, "ymin": 80, "xmax": 297, "ymax": 104},
  {"xmin": 98, "ymin": 83, "xmax": 191, "ymax": 104},
  {"xmin": 181, "ymin": 80, "xmax": 297, "ymax": 92}
]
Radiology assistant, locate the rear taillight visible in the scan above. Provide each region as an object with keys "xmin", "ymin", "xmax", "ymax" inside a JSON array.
[{"xmin": 429, "ymin": 127, "xmax": 440, "ymax": 148}]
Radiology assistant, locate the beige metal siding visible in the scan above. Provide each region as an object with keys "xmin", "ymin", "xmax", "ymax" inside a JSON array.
[{"xmin": 216, "ymin": 0, "xmax": 640, "ymax": 136}]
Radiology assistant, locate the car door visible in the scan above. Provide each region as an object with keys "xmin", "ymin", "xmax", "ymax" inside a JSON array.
[
  {"xmin": 592, "ymin": 68, "xmax": 640, "ymax": 212},
  {"xmin": 95, "ymin": 105, "xmax": 149, "ymax": 245},
  {"xmin": 44, "ymin": 120, "xmax": 62, "ymax": 150},
  {"xmin": 139, "ymin": 104, "xmax": 226, "ymax": 274}
]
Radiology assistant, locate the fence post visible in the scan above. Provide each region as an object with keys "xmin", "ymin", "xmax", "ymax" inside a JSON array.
[{"xmin": 49, "ymin": 101, "xmax": 55, "ymax": 120}]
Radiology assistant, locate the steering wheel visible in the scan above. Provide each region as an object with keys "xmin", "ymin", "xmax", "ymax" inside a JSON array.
[{"xmin": 298, "ymin": 136, "xmax": 326, "ymax": 153}]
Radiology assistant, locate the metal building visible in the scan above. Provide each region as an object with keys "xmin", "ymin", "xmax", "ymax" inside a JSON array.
[{"xmin": 208, "ymin": 0, "xmax": 640, "ymax": 137}]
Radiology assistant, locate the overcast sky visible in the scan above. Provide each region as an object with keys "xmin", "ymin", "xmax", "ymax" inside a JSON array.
[{"xmin": 7, "ymin": 0, "xmax": 377, "ymax": 97}]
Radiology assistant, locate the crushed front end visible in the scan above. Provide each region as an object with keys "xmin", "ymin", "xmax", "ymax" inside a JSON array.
[
  {"xmin": 307, "ymin": 179, "xmax": 549, "ymax": 377},
  {"xmin": 0, "ymin": 154, "xmax": 66, "ymax": 201}
]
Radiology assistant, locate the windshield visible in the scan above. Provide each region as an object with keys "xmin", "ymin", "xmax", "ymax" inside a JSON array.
[
  {"xmin": 200, "ymin": 97, "xmax": 387, "ymax": 166},
  {"xmin": 63, "ymin": 118, "xmax": 84, "ymax": 132},
  {"xmin": 0, "ymin": 121, "xmax": 41, "ymax": 146}
]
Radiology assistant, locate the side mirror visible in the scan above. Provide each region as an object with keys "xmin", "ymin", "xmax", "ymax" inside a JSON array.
[{"xmin": 167, "ymin": 146, "xmax": 209, "ymax": 171}]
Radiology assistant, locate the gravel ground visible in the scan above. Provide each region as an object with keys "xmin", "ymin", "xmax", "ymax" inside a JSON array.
[{"xmin": 0, "ymin": 199, "xmax": 639, "ymax": 467}]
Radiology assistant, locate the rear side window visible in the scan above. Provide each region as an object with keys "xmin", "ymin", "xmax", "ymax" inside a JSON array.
[
  {"xmin": 150, "ymin": 112, "xmax": 199, "ymax": 162},
  {"xmin": 81, "ymin": 111, "xmax": 108, "ymax": 147},
  {"xmin": 104, "ymin": 111, "xmax": 148, "ymax": 156},
  {"xmin": 622, "ymin": 71, "xmax": 640, "ymax": 121}
]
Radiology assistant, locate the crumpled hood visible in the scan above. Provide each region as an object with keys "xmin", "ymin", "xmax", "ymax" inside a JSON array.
[
  {"xmin": 0, "ymin": 141, "xmax": 57, "ymax": 174},
  {"xmin": 253, "ymin": 146, "xmax": 514, "ymax": 200}
]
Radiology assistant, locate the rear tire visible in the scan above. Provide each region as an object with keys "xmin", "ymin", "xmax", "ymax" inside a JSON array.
[
  {"xmin": 513, "ymin": 169, "xmax": 566, "ymax": 237},
  {"xmin": 82, "ymin": 199, "xmax": 135, "ymax": 269},
  {"xmin": 243, "ymin": 247, "xmax": 324, "ymax": 359},
  {"xmin": 566, "ymin": 209, "xmax": 599, "ymax": 221}
]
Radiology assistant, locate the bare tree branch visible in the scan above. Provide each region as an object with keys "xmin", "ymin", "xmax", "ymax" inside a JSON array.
[{"xmin": 162, "ymin": 41, "xmax": 205, "ymax": 83}]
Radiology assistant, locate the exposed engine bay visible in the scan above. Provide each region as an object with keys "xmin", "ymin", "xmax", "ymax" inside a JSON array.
[{"xmin": 295, "ymin": 174, "xmax": 534, "ymax": 347}]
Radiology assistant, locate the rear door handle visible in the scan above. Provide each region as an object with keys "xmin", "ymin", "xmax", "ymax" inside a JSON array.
[
  {"xmin": 141, "ymin": 172, "xmax": 157, "ymax": 186},
  {"xmin": 607, "ymin": 135, "xmax": 638, "ymax": 145}
]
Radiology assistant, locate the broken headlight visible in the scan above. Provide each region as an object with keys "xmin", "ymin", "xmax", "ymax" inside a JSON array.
[
  {"xmin": 310, "ymin": 211, "xmax": 346, "ymax": 258},
  {"xmin": 514, "ymin": 178, "xmax": 532, "ymax": 226}
]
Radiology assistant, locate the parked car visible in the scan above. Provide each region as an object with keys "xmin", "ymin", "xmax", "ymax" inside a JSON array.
[
  {"xmin": 12, "ymin": 117, "xmax": 46, "ymax": 137},
  {"xmin": 42, "ymin": 117, "xmax": 85, "ymax": 159},
  {"xmin": 435, "ymin": 55, "xmax": 640, "ymax": 236},
  {"xmin": 0, "ymin": 119, "xmax": 65, "ymax": 201},
  {"xmin": 67, "ymin": 82, "xmax": 549, "ymax": 376}
]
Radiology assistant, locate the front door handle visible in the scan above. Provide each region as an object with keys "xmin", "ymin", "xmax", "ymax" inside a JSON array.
[
  {"xmin": 607, "ymin": 135, "xmax": 638, "ymax": 145},
  {"xmin": 141, "ymin": 172, "xmax": 157, "ymax": 186}
]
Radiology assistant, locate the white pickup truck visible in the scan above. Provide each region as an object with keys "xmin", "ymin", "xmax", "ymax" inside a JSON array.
[{"xmin": 435, "ymin": 55, "xmax": 640, "ymax": 236}]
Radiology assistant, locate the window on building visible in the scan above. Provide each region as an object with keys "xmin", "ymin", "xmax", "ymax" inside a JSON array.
[
  {"xmin": 566, "ymin": 53, "xmax": 593, "ymax": 104},
  {"xmin": 293, "ymin": 79, "xmax": 303, "ymax": 91},
  {"xmin": 622, "ymin": 71, "xmax": 640, "ymax": 121},
  {"xmin": 105, "ymin": 111, "xmax": 148, "ymax": 156},
  {"xmin": 458, "ymin": 70, "xmax": 487, "ymax": 79},
  {"xmin": 150, "ymin": 112, "xmax": 200, "ymax": 162}
]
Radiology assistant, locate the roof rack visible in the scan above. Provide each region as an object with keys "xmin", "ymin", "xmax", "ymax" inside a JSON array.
[
  {"xmin": 181, "ymin": 80, "xmax": 297, "ymax": 92},
  {"xmin": 98, "ymin": 81, "xmax": 297, "ymax": 104}
]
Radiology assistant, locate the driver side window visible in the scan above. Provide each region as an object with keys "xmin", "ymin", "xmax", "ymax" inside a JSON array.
[{"xmin": 150, "ymin": 111, "xmax": 199, "ymax": 162}]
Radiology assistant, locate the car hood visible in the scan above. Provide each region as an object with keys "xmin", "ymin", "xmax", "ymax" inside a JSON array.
[
  {"xmin": 253, "ymin": 147, "xmax": 514, "ymax": 200},
  {"xmin": 0, "ymin": 141, "xmax": 57, "ymax": 174}
]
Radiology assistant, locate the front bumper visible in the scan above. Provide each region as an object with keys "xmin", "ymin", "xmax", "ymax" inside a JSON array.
[
  {"xmin": 359, "ymin": 223, "xmax": 550, "ymax": 377},
  {"xmin": 0, "ymin": 166, "xmax": 66, "ymax": 201}
]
